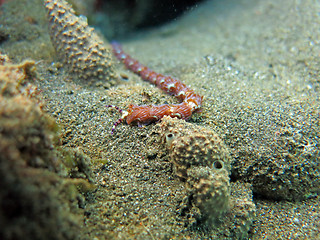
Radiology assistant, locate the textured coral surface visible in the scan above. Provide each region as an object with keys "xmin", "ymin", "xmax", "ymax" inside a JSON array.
[
  {"xmin": 159, "ymin": 116, "xmax": 231, "ymax": 221},
  {"xmin": 45, "ymin": 0, "xmax": 117, "ymax": 86}
]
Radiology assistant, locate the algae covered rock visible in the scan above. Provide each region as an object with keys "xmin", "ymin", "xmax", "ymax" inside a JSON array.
[
  {"xmin": 227, "ymin": 99, "xmax": 320, "ymax": 201},
  {"xmin": 0, "ymin": 57, "xmax": 90, "ymax": 240}
]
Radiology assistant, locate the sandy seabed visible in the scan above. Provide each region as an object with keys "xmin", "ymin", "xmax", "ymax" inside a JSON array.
[{"xmin": 0, "ymin": 0, "xmax": 319, "ymax": 239}]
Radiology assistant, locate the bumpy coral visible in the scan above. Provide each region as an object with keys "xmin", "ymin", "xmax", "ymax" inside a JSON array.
[
  {"xmin": 44, "ymin": 0, "xmax": 117, "ymax": 87},
  {"xmin": 159, "ymin": 116, "xmax": 230, "ymax": 178},
  {"xmin": 159, "ymin": 116, "xmax": 231, "ymax": 221}
]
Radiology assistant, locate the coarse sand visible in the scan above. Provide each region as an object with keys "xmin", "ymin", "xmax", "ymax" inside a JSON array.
[{"xmin": 0, "ymin": 0, "xmax": 319, "ymax": 239}]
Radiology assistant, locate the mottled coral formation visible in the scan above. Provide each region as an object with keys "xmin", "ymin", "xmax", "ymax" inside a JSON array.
[
  {"xmin": 44, "ymin": 0, "xmax": 117, "ymax": 87},
  {"xmin": 159, "ymin": 116, "xmax": 231, "ymax": 221}
]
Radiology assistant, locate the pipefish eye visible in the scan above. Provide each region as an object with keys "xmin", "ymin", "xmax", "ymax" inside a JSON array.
[{"xmin": 165, "ymin": 132, "xmax": 175, "ymax": 147}]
